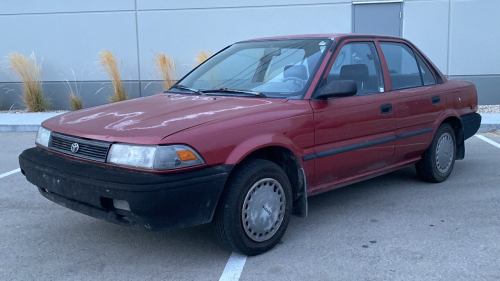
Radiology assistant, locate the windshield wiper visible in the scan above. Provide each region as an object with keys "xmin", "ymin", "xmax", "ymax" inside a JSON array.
[
  {"xmin": 170, "ymin": 84, "xmax": 204, "ymax": 95},
  {"xmin": 203, "ymin": 88, "xmax": 267, "ymax": 98}
]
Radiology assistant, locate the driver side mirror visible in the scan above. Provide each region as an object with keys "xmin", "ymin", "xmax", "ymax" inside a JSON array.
[{"xmin": 316, "ymin": 80, "xmax": 357, "ymax": 100}]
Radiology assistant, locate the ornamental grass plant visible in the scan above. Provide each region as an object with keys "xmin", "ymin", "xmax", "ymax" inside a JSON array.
[
  {"xmin": 98, "ymin": 50, "xmax": 128, "ymax": 102},
  {"xmin": 152, "ymin": 52, "xmax": 176, "ymax": 91},
  {"xmin": 194, "ymin": 50, "xmax": 213, "ymax": 66},
  {"xmin": 7, "ymin": 52, "xmax": 49, "ymax": 112}
]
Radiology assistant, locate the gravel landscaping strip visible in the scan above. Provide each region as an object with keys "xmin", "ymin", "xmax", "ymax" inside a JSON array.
[{"xmin": 478, "ymin": 105, "xmax": 500, "ymax": 114}]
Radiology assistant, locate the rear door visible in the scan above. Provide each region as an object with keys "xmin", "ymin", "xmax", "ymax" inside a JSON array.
[
  {"xmin": 308, "ymin": 40, "xmax": 397, "ymax": 189},
  {"xmin": 378, "ymin": 41, "xmax": 445, "ymax": 162}
]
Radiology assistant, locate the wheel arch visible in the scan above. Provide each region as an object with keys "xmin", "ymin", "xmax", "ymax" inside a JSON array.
[
  {"xmin": 441, "ymin": 116, "xmax": 465, "ymax": 160},
  {"xmin": 226, "ymin": 145, "xmax": 308, "ymax": 218}
]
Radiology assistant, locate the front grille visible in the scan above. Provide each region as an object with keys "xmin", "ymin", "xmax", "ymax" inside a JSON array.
[{"xmin": 49, "ymin": 132, "xmax": 111, "ymax": 162}]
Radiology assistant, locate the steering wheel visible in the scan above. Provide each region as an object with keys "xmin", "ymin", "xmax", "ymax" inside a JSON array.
[{"xmin": 282, "ymin": 77, "xmax": 306, "ymax": 88}]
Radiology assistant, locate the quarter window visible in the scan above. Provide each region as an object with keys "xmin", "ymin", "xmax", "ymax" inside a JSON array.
[
  {"xmin": 415, "ymin": 55, "xmax": 436, "ymax": 86},
  {"xmin": 326, "ymin": 42, "xmax": 384, "ymax": 96}
]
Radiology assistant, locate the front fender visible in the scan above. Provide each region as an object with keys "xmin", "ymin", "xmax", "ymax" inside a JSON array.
[{"xmin": 225, "ymin": 134, "xmax": 300, "ymax": 165}]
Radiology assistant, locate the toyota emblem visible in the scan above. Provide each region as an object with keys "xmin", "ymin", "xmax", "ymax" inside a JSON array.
[{"xmin": 70, "ymin": 143, "xmax": 80, "ymax": 153}]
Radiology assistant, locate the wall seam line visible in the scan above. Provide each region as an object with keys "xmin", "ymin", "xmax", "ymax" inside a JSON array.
[
  {"xmin": 134, "ymin": 0, "xmax": 142, "ymax": 97},
  {"xmin": 446, "ymin": 0, "xmax": 451, "ymax": 77},
  {"xmin": 0, "ymin": 10, "xmax": 134, "ymax": 16},
  {"xmin": 136, "ymin": 2, "xmax": 350, "ymax": 12}
]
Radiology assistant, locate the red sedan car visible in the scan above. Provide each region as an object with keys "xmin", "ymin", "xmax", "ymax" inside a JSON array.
[{"xmin": 19, "ymin": 34, "xmax": 481, "ymax": 255}]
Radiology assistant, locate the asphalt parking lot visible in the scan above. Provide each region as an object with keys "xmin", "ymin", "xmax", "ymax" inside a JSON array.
[{"xmin": 1, "ymin": 132, "xmax": 499, "ymax": 281}]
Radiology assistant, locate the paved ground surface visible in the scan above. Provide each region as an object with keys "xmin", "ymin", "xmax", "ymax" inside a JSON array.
[{"xmin": 1, "ymin": 132, "xmax": 499, "ymax": 280}]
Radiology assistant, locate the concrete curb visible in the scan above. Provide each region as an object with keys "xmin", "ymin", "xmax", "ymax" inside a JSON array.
[
  {"xmin": 478, "ymin": 124, "xmax": 500, "ymax": 133},
  {"xmin": 1, "ymin": 112, "xmax": 499, "ymax": 132},
  {"xmin": 0, "ymin": 125, "xmax": 42, "ymax": 132},
  {"xmin": 0, "ymin": 113, "xmax": 63, "ymax": 132},
  {"xmin": 479, "ymin": 113, "xmax": 500, "ymax": 133}
]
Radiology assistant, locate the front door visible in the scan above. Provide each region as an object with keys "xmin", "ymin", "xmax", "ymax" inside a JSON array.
[{"xmin": 308, "ymin": 40, "xmax": 396, "ymax": 191}]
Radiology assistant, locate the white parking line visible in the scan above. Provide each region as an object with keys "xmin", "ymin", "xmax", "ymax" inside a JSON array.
[
  {"xmin": 0, "ymin": 168, "xmax": 21, "ymax": 179},
  {"xmin": 219, "ymin": 252, "xmax": 247, "ymax": 281},
  {"xmin": 476, "ymin": 135, "xmax": 500, "ymax": 149}
]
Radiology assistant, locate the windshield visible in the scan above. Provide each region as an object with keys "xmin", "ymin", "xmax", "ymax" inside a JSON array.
[{"xmin": 175, "ymin": 39, "xmax": 331, "ymax": 99}]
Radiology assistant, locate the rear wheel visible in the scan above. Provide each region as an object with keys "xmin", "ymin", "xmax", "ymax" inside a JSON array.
[
  {"xmin": 416, "ymin": 123, "xmax": 456, "ymax": 183},
  {"xmin": 214, "ymin": 159, "xmax": 293, "ymax": 256}
]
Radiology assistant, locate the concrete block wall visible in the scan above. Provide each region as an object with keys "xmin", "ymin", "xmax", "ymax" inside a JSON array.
[{"xmin": 0, "ymin": 0, "xmax": 498, "ymax": 110}]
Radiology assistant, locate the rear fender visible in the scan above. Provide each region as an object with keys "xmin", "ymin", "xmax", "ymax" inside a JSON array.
[{"xmin": 434, "ymin": 109, "xmax": 465, "ymax": 160}]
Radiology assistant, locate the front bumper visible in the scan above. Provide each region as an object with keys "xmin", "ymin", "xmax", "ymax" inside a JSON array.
[{"xmin": 19, "ymin": 147, "xmax": 233, "ymax": 231}]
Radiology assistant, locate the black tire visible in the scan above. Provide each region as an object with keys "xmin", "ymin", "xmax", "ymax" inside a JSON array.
[
  {"xmin": 214, "ymin": 159, "xmax": 293, "ymax": 256},
  {"xmin": 415, "ymin": 123, "xmax": 456, "ymax": 183}
]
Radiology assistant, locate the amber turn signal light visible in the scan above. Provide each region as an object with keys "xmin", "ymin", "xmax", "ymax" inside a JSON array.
[{"xmin": 176, "ymin": 150, "xmax": 198, "ymax": 161}]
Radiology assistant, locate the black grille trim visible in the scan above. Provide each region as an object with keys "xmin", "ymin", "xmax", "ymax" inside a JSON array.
[{"xmin": 49, "ymin": 132, "xmax": 111, "ymax": 163}]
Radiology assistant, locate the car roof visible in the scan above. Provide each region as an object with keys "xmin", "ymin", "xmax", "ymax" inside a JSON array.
[{"xmin": 237, "ymin": 33, "xmax": 404, "ymax": 43}]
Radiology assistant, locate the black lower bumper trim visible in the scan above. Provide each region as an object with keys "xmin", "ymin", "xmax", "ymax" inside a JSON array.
[
  {"xmin": 460, "ymin": 112, "xmax": 482, "ymax": 140},
  {"xmin": 19, "ymin": 147, "xmax": 234, "ymax": 231}
]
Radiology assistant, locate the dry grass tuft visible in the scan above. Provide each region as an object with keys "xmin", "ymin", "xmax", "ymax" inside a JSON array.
[
  {"xmin": 98, "ymin": 50, "xmax": 128, "ymax": 102},
  {"xmin": 64, "ymin": 71, "xmax": 84, "ymax": 111},
  {"xmin": 69, "ymin": 92, "xmax": 83, "ymax": 111},
  {"xmin": 7, "ymin": 52, "xmax": 49, "ymax": 112},
  {"xmin": 152, "ymin": 52, "xmax": 176, "ymax": 91},
  {"xmin": 194, "ymin": 50, "xmax": 213, "ymax": 66}
]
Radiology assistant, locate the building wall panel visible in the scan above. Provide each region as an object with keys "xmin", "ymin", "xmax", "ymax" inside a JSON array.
[
  {"xmin": 137, "ymin": 3, "xmax": 352, "ymax": 78},
  {"xmin": 449, "ymin": 0, "xmax": 500, "ymax": 75},
  {"xmin": 403, "ymin": 0, "xmax": 449, "ymax": 74},
  {"xmin": 0, "ymin": 12, "xmax": 139, "ymax": 82},
  {"xmin": 0, "ymin": 0, "xmax": 134, "ymax": 15}
]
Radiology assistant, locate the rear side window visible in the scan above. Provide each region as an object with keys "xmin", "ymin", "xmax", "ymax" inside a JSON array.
[
  {"xmin": 415, "ymin": 55, "xmax": 436, "ymax": 86},
  {"xmin": 380, "ymin": 42, "xmax": 422, "ymax": 90}
]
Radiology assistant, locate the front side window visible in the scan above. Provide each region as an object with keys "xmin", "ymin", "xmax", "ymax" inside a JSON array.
[
  {"xmin": 176, "ymin": 39, "xmax": 331, "ymax": 99},
  {"xmin": 380, "ymin": 42, "xmax": 428, "ymax": 90},
  {"xmin": 325, "ymin": 42, "xmax": 384, "ymax": 96}
]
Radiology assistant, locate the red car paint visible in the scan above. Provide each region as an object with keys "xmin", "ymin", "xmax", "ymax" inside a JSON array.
[{"xmin": 40, "ymin": 34, "xmax": 478, "ymax": 197}]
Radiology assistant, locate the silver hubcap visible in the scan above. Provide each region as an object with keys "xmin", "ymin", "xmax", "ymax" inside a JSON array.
[
  {"xmin": 241, "ymin": 178, "xmax": 286, "ymax": 242},
  {"xmin": 435, "ymin": 132, "xmax": 454, "ymax": 173}
]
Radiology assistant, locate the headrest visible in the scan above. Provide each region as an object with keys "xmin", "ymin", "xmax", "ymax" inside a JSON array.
[
  {"xmin": 340, "ymin": 64, "xmax": 369, "ymax": 82},
  {"xmin": 284, "ymin": 65, "xmax": 308, "ymax": 80}
]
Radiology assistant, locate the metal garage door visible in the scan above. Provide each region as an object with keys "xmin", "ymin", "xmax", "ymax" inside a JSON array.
[{"xmin": 353, "ymin": 1, "xmax": 402, "ymax": 37}]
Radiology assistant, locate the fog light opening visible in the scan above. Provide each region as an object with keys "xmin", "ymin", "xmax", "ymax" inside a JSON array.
[{"xmin": 113, "ymin": 199, "xmax": 131, "ymax": 211}]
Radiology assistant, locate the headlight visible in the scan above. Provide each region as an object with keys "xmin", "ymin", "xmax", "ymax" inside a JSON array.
[
  {"xmin": 106, "ymin": 144, "xmax": 205, "ymax": 170},
  {"xmin": 35, "ymin": 127, "xmax": 51, "ymax": 147},
  {"xmin": 107, "ymin": 144, "xmax": 157, "ymax": 169}
]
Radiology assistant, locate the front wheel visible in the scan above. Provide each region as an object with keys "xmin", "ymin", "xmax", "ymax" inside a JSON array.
[
  {"xmin": 214, "ymin": 159, "xmax": 293, "ymax": 256},
  {"xmin": 415, "ymin": 123, "xmax": 456, "ymax": 183}
]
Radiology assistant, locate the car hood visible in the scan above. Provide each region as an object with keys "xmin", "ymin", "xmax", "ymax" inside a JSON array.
[{"xmin": 43, "ymin": 94, "xmax": 287, "ymax": 144}]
